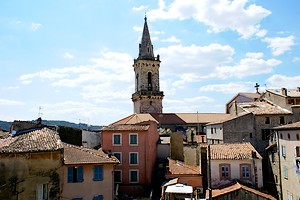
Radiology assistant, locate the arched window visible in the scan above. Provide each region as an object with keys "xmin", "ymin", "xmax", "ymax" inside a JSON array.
[
  {"xmin": 147, "ymin": 72, "xmax": 152, "ymax": 91},
  {"xmin": 136, "ymin": 73, "xmax": 139, "ymax": 91}
]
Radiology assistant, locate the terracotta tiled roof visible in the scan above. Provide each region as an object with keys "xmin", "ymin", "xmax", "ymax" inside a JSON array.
[
  {"xmin": 207, "ymin": 112, "xmax": 250, "ymax": 125},
  {"xmin": 210, "ymin": 142, "xmax": 262, "ymax": 160},
  {"xmin": 111, "ymin": 113, "xmax": 230, "ymax": 125},
  {"xmin": 175, "ymin": 113, "xmax": 230, "ymax": 124},
  {"xmin": 274, "ymin": 121, "xmax": 300, "ymax": 130},
  {"xmin": 167, "ymin": 158, "xmax": 200, "ymax": 175},
  {"xmin": 111, "ymin": 114, "xmax": 158, "ymax": 125},
  {"xmin": 207, "ymin": 181, "xmax": 276, "ymax": 200},
  {"xmin": 0, "ymin": 128, "xmax": 63, "ymax": 153},
  {"xmin": 239, "ymin": 101, "xmax": 292, "ymax": 115},
  {"xmin": 102, "ymin": 124, "xmax": 150, "ymax": 131},
  {"xmin": 267, "ymin": 88, "xmax": 300, "ymax": 97},
  {"xmin": 63, "ymin": 143, "xmax": 119, "ymax": 165}
]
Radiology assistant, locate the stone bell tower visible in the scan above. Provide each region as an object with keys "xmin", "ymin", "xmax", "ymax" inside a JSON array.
[{"xmin": 132, "ymin": 16, "xmax": 164, "ymax": 114}]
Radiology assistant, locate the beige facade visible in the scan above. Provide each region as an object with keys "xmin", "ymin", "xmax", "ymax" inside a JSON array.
[
  {"xmin": 61, "ymin": 164, "xmax": 115, "ymax": 200},
  {"xmin": 267, "ymin": 122, "xmax": 300, "ymax": 200},
  {"xmin": 209, "ymin": 143, "xmax": 263, "ymax": 189}
]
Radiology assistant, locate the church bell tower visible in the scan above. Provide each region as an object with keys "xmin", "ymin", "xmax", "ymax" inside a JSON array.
[{"xmin": 132, "ymin": 16, "xmax": 164, "ymax": 114}]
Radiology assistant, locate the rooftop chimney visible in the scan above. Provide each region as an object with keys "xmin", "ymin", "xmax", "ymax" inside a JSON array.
[{"xmin": 281, "ymin": 88, "xmax": 287, "ymax": 96}]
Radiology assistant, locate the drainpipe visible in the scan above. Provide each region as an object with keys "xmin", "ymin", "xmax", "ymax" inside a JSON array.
[{"xmin": 207, "ymin": 144, "xmax": 212, "ymax": 200}]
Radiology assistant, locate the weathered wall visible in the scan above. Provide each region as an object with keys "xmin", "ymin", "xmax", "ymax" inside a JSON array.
[
  {"xmin": 183, "ymin": 144, "xmax": 199, "ymax": 166},
  {"xmin": 170, "ymin": 132, "xmax": 184, "ymax": 162},
  {"xmin": 0, "ymin": 151, "xmax": 62, "ymax": 200}
]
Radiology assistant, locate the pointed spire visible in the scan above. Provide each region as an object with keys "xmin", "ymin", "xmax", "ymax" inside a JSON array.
[{"xmin": 138, "ymin": 15, "xmax": 155, "ymax": 60}]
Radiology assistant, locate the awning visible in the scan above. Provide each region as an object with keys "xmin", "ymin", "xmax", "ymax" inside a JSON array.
[{"xmin": 165, "ymin": 184, "xmax": 193, "ymax": 194}]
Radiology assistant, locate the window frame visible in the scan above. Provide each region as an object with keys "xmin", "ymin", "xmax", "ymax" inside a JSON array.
[
  {"xmin": 113, "ymin": 152, "xmax": 122, "ymax": 165},
  {"xmin": 282, "ymin": 145, "xmax": 286, "ymax": 158},
  {"xmin": 283, "ymin": 166, "xmax": 288, "ymax": 179},
  {"xmin": 129, "ymin": 152, "xmax": 139, "ymax": 165},
  {"xmin": 37, "ymin": 183, "xmax": 48, "ymax": 200},
  {"xmin": 219, "ymin": 164, "xmax": 231, "ymax": 180},
  {"xmin": 93, "ymin": 165, "xmax": 103, "ymax": 181},
  {"xmin": 93, "ymin": 195, "xmax": 103, "ymax": 200},
  {"xmin": 114, "ymin": 170, "xmax": 122, "ymax": 183},
  {"xmin": 240, "ymin": 164, "xmax": 251, "ymax": 180},
  {"xmin": 68, "ymin": 166, "xmax": 84, "ymax": 183},
  {"xmin": 129, "ymin": 170, "xmax": 139, "ymax": 183},
  {"xmin": 112, "ymin": 133, "xmax": 122, "ymax": 146},
  {"xmin": 129, "ymin": 133, "xmax": 138, "ymax": 146}
]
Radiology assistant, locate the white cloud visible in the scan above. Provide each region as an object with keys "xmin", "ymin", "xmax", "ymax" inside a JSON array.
[
  {"xmin": 262, "ymin": 35, "xmax": 295, "ymax": 56},
  {"xmin": 157, "ymin": 43, "xmax": 235, "ymax": 76},
  {"xmin": 266, "ymin": 75, "xmax": 300, "ymax": 89},
  {"xmin": 19, "ymin": 51, "xmax": 133, "ymax": 88},
  {"xmin": 64, "ymin": 52, "xmax": 74, "ymax": 59},
  {"xmin": 292, "ymin": 57, "xmax": 300, "ymax": 62},
  {"xmin": 147, "ymin": 0, "xmax": 271, "ymax": 39},
  {"xmin": 199, "ymin": 82, "xmax": 255, "ymax": 94},
  {"xmin": 132, "ymin": 5, "xmax": 149, "ymax": 12},
  {"xmin": 0, "ymin": 99, "xmax": 24, "ymax": 106},
  {"xmin": 161, "ymin": 36, "xmax": 180, "ymax": 43},
  {"xmin": 212, "ymin": 52, "xmax": 281, "ymax": 79},
  {"xmin": 31, "ymin": 23, "xmax": 42, "ymax": 31}
]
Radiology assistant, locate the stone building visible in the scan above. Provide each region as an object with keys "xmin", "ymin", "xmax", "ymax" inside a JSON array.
[
  {"xmin": 209, "ymin": 142, "xmax": 263, "ymax": 189},
  {"xmin": 260, "ymin": 87, "xmax": 300, "ymax": 122},
  {"xmin": 132, "ymin": 16, "xmax": 164, "ymax": 114},
  {"xmin": 266, "ymin": 121, "xmax": 300, "ymax": 200},
  {"xmin": 0, "ymin": 127, "xmax": 118, "ymax": 200}
]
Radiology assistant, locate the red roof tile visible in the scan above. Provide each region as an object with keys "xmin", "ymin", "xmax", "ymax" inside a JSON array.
[
  {"xmin": 210, "ymin": 142, "xmax": 262, "ymax": 160},
  {"xmin": 207, "ymin": 181, "xmax": 276, "ymax": 199},
  {"xmin": 167, "ymin": 158, "xmax": 200, "ymax": 175},
  {"xmin": 239, "ymin": 101, "xmax": 292, "ymax": 115},
  {"xmin": 63, "ymin": 143, "xmax": 119, "ymax": 165},
  {"xmin": 102, "ymin": 124, "xmax": 150, "ymax": 131},
  {"xmin": 0, "ymin": 128, "xmax": 63, "ymax": 153}
]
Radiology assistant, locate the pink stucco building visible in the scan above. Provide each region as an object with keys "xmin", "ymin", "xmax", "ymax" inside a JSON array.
[{"xmin": 102, "ymin": 120, "xmax": 159, "ymax": 197}]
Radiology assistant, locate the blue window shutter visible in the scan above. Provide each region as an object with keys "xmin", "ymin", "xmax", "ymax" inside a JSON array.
[
  {"xmin": 94, "ymin": 166, "xmax": 103, "ymax": 181},
  {"xmin": 78, "ymin": 166, "xmax": 83, "ymax": 182},
  {"xmin": 68, "ymin": 167, "xmax": 73, "ymax": 183},
  {"xmin": 99, "ymin": 166, "xmax": 103, "ymax": 181}
]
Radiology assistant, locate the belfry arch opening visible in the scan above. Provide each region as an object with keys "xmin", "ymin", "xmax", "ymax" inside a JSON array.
[
  {"xmin": 147, "ymin": 72, "xmax": 152, "ymax": 91},
  {"xmin": 136, "ymin": 73, "xmax": 139, "ymax": 91}
]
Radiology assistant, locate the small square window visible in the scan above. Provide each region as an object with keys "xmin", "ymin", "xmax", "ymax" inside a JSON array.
[
  {"xmin": 219, "ymin": 164, "xmax": 230, "ymax": 179},
  {"xmin": 265, "ymin": 117, "xmax": 270, "ymax": 124},
  {"xmin": 129, "ymin": 134, "xmax": 138, "ymax": 145},
  {"xmin": 240, "ymin": 164, "xmax": 251, "ymax": 179},
  {"xmin": 130, "ymin": 170, "xmax": 139, "ymax": 183},
  {"xmin": 93, "ymin": 195, "xmax": 103, "ymax": 200},
  {"xmin": 113, "ymin": 152, "xmax": 122, "ymax": 164},
  {"xmin": 113, "ymin": 134, "xmax": 121, "ymax": 145},
  {"xmin": 282, "ymin": 145, "xmax": 286, "ymax": 158},
  {"xmin": 283, "ymin": 166, "xmax": 288, "ymax": 179},
  {"xmin": 129, "ymin": 152, "xmax": 138, "ymax": 165},
  {"xmin": 114, "ymin": 170, "xmax": 122, "ymax": 183},
  {"xmin": 68, "ymin": 166, "xmax": 83, "ymax": 183},
  {"xmin": 279, "ymin": 116, "xmax": 285, "ymax": 124}
]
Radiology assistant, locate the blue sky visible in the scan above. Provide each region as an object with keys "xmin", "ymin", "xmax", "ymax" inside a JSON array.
[{"xmin": 1, "ymin": 0, "xmax": 300, "ymax": 125}]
